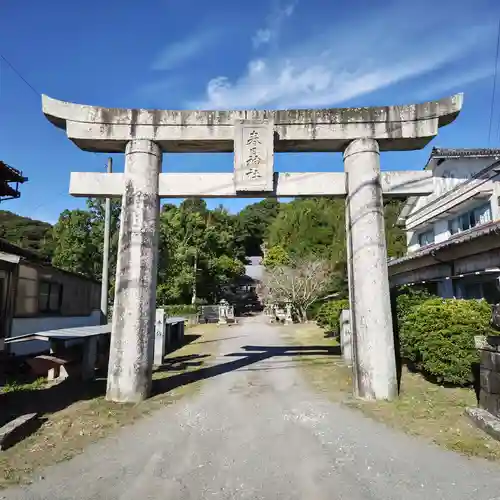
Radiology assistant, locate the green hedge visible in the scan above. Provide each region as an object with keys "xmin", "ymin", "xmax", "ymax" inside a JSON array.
[
  {"xmin": 395, "ymin": 285, "xmax": 433, "ymax": 327},
  {"xmin": 158, "ymin": 304, "xmax": 198, "ymax": 316},
  {"xmin": 400, "ymin": 298, "xmax": 495, "ymax": 385},
  {"xmin": 315, "ymin": 299, "xmax": 349, "ymax": 334}
]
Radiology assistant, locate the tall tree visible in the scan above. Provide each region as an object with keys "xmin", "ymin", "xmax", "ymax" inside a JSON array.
[
  {"xmin": 157, "ymin": 200, "xmax": 245, "ymax": 305},
  {"xmin": 51, "ymin": 198, "xmax": 121, "ymax": 293},
  {"xmin": 235, "ymin": 198, "xmax": 280, "ymax": 257}
]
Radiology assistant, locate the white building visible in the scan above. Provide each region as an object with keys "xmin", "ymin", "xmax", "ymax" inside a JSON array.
[{"xmin": 388, "ymin": 148, "xmax": 500, "ymax": 302}]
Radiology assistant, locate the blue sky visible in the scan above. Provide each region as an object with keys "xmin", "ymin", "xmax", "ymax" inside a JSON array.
[{"xmin": 1, "ymin": 0, "xmax": 500, "ymax": 224}]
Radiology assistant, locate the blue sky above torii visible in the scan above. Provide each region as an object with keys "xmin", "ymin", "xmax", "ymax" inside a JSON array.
[{"xmin": 0, "ymin": 0, "xmax": 499, "ymax": 224}]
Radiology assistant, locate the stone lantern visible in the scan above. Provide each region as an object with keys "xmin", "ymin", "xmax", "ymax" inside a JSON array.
[
  {"xmin": 285, "ymin": 300, "xmax": 293, "ymax": 325},
  {"xmin": 218, "ymin": 299, "xmax": 229, "ymax": 325}
]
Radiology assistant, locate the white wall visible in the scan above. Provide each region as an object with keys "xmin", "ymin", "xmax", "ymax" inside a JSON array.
[
  {"xmin": 406, "ymin": 156, "xmax": 500, "ymax": 253},
  {"xmin": 412, "ymin": 158, "xmax": 494, "ymax": 213},
  {"xmin": 9, "ymin": 310, "xmax": 101, "ymax": 356}
]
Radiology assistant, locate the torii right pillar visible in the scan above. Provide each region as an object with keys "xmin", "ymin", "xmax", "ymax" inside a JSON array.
[{"xmin": 344, "ymin": 138, "xmax": 395, "ymax": 400}]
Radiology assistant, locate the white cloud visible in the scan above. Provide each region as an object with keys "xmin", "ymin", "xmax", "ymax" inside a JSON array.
[
  {"xmin": 152, "ymin": 30, "xmax": 218, "ymax": 71},
  {"xmin": 253, "ymin": 29, "xmax": 272, "ymax": 47},
  {"xmin": 192, "ymin": 1, "xmax": 496, "ymax": 110},
  {"xmin": 252, "ymin": 1, "xmax": 297, "ymax": 48}
]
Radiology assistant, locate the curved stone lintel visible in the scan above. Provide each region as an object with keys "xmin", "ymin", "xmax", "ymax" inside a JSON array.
[{"xmin": 41, "ymin": 93, "xmax": 463, "ymax": 153}]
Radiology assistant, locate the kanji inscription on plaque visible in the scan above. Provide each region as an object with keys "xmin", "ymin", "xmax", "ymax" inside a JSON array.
[{"xmin": 234, "ymin": 119, "xmax": 274, "ymax": 192}]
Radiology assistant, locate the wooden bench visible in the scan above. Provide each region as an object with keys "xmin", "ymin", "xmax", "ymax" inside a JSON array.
[{"xmin": 5, "ymin": 325, "xmax": 112, "ymax": 382}]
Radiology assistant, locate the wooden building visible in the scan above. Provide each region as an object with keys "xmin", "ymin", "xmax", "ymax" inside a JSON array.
[{"xmin": 0, "ymin": 239, "xmax": 101, "ymax": 355}]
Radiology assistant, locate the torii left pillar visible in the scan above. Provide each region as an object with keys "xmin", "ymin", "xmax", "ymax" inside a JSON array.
[{"xmin": 107, "ymin": 140, "xmax": 162, "ymax": 402}]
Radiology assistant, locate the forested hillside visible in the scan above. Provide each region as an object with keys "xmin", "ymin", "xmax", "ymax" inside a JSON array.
[{"xmin": 0, "ymin": 210, "xmax": 54, "ymax": 260}]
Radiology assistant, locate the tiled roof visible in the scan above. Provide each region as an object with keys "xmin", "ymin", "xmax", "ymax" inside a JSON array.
[
  {"xmin": 430, "ymin": 147, "xmax": 500, "ymax": 158},
  {"xmin": 388, "ymin": 220, "xmax": 500, "ymax": 266},
  {"xmin": 0, "ymin": 161, "xmax": 28, "ymax": 199},
  {"xmin": 0, "ymin": 161, "xmax": 27, "ymax": 182}
]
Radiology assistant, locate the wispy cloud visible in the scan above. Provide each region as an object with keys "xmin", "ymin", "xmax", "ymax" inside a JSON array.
[
  {"xmin": 138, "ymin": 76, "xmax": 183, "ymax": 97},
  {"xmin": 152, "ymin": 30, "xmax": 219, "ymax": 71},
  {"xmin": 252, "ymin": 0, "xmax": 297, "ymax": 48},
  {"xmin": 192, "ymin": 1, "xmax": 497, "ymax": 110},
  {"xmin": 414, "ymin": 66, "xmax": 493, "ymax": 102}
]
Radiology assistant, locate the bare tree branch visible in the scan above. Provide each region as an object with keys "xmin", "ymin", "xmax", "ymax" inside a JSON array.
[{"xmin": 262, "ymin": 257, "xmax": 333, "ymax": 322}]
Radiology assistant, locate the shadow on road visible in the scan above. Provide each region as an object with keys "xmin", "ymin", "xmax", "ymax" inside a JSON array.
[
  {"xmin": 152, "ymin": 344, "xmax": 340, "ymax": 396},
  {"xmin": 0, "ymin": 334, "xmax": 203, "ymax": 427}
]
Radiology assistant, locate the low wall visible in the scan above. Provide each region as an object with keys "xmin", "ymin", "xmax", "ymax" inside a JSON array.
[
  {"xmin": 8, "ymin": 310, "xmax": 101, "ymax": 356},
  {"xmin": 478, "ymin": 346, "xmax": 500, "ymax": 417}
]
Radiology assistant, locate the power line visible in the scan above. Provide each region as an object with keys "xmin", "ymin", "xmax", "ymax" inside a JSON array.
[
  {"xmin": 488, "ymin": 18, "xmax": 500, "ymax": 146},
  {"xmin": 0, "ymin": 52, "xmax": 41, "ymax": 98}
]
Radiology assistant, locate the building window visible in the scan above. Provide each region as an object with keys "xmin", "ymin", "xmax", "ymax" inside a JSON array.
[
  {"xmin": 39, "ymin": 281, "xmax": 63, "ymax": 314},
  {"xmin": 418, "ymin": 229, "xmax": 434, "ymax": 247},
  {"xmin": 449, "ymin": 203, "xmax": 492, "ymax": 235}
]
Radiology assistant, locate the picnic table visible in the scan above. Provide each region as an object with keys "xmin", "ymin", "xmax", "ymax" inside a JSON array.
[{"xmin": 5, "ymin": 325, "xmax": 112, "ymax": 382}]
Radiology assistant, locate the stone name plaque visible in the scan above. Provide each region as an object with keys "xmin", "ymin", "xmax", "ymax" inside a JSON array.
[{"xmin": 234, "ymin": 119, "xmax": 274, "ymax": 192}]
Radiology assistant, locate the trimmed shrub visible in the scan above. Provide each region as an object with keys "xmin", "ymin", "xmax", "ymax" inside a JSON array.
[
  {"xmin": 395, "ymin": 285, "xmax": 434, "ymax": 326},
  {"xmin": 316, "ymin": 299, "xmax": 349, "ymax": 334},
  {"xmin": 400, "ymin": 298, "xmax": 495, "ymax": 385},
  {"xmin": 395, "ymin": 286, "xmax": 435, "ymax": 361},
  {"xmin": 158, "ymin": 304, "xmax": 198, "ymax": 317}
]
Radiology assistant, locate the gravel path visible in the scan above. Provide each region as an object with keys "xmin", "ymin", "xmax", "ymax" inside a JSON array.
[{"xmin": 3, "ymin": 316, "xmax": 500, "ymax": 500}]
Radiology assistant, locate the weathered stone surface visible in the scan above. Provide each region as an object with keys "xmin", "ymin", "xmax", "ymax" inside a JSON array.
[
  {"xmin": 344, "ymin": 138, "xmax": 397, "ymax": 401},
  {"xmin": 480, "ymin": 367, "xmax": 500, "ymax": 395},
  {"xmin": 42, "ymin": 94, "xmax": 463, "ymax": 153},
  {"xmin": 69, "ymin": 170, "xmax": 433, "ymax": 199},
  {"xmin": 234, "ymin": 119, "xmax": 274, "ymax": 192},
  {"xmin": 466, "ymin": 407, "xmax": 500, "ymax": 442},
  {"xmin": 480, "ymin": 350, "xmax": 500, "ymax": 371},
  {"xmin": 475, "ymin": 335, "xmax": 488, "ymax": 349},
  {"xmin": 106, "ymin": 139, "xmax": 161, "ymax": 403},
  {"xmin": 339, "ymin": 309, "xmax": 353, "ymax": 366},
  {"xmin": 487, "ymin": 335, "xmax": 500, "ymax": 349},
  {"xmin": 480, "ymin": 391, "xmax": 500, "ymax": 417},
  {"xmin": 0, "ymin": 413, "xmax": 39, "ymax": 451}
]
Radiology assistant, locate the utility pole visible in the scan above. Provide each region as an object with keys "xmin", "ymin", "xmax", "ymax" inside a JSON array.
[{"xmin": 100, "ymin": 157, "xmax": 112, "ymax": 324}]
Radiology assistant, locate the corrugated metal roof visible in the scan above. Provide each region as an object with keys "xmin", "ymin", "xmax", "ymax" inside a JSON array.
[{"xmin": 388, "ymin": 220, "xmax": 500, "ymax": 266}]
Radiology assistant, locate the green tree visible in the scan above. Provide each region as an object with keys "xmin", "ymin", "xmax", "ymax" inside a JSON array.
[
  {"xmin": 262, "ymin": 245, "xmax": 290, "ymax": 268},
  {"xmin": 157, "ymin": 200, "xmax": 245, "ymax": 305},
  {"xmin": 235, "ymin": 198, "xmax": 280, "ymax": 256},
  {"xmin": 51, "ymin": 198, "xmax": 121, "ymax": 293}
]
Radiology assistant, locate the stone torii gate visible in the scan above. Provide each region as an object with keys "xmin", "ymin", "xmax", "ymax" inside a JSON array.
[{"xmin": 42, "ymin": 93, "xmax": 463, "ymax": 403}]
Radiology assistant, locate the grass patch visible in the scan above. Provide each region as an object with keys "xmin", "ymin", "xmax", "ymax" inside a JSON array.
[
  {"xmin": 0, "ymin": 323, "xmax": 221, "ymax": 489},
  {"xmin": 282, "ymin": 322, "xmax": 500, "ymax": 461},
  {"xmin": 1, "ymin": 377, "xmax": 46, "ymax": 394}
]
